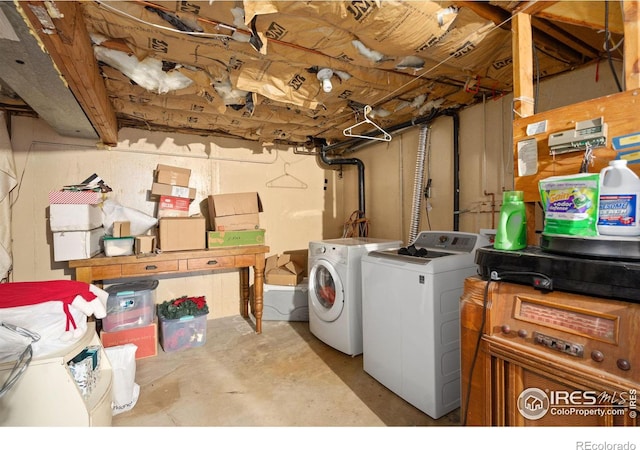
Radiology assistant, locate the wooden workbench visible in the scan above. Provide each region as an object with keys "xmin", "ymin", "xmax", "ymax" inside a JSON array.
[{"xmin": 68, "ymin": 245, "xmax": 269, "ymax": 333}]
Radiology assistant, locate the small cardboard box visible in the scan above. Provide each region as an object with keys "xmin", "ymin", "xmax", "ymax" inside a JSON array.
[
  {"xmin": 155, "ymin": 164, "xmax": 190, "ymax": 186},
  {"xmin": 100, "ymin": 322, "xmax": 158, "ymax": 360},
  {"xmin": 49, "ymin": 203, "xmax": 103, "ymax": 231},
  {"xmin": 157, "ymin": 195, "xmax": 190, "ymax": 218},
  {"xmin": 151, "ymin": 182, "xmax": 196, "ymax": 200},
  {"xmin": 135, "ymin": 235, "xmax": 156, "ymax": 254},
  {"xmin": 207, "ymin": 192, "xmax": 263, "ymax": 231},
  {"xmin": 112, "ymin": 221, "xmax": 131, "ymax": 237},
  {"xmin": 207, "ymin": 229, "xmax": 265, "ymax": 248},
  {"xmin": 265, "ymin": 252, "xmax": 305, "ymax": 286},
  {"xmin": 158, "ymin": 216, "xmax": 206, "ymax": 251},
  {"xmin": 52, "ymin": 227, "xmax": 103, "ymax": 262}
]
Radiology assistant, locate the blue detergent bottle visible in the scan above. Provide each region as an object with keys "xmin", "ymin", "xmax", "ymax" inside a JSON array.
[
  {"xmin": 494, "ymin": 190, "xmax": 527, "ymax": 250},
  {"xmin": 598, "ymin": 159, "xmax": 640, "ymax": 236}
]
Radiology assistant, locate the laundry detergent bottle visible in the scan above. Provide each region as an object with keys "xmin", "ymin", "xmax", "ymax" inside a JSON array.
[
  {"xmin": 494, "ymin": 190, "xmax": 527, "ymax": 250},
  {"xmin": 598, "ymin": 159, "xmax": 640, "ymax": 236}
]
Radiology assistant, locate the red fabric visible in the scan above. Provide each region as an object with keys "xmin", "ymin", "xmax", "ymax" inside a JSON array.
[{"xmin": 0, "ymin": 280, "xmax": 98, "ymax": 331}]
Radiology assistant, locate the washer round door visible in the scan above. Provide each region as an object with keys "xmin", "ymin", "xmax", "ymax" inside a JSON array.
[{"xmin": 308, "ymin": 259, "xmax": 344, "ymax": 322}]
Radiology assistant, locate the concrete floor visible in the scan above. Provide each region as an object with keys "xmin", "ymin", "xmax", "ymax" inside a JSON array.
[{"xmin": 112, "ymin": 315, "xmax": 461, "ymax": 427}]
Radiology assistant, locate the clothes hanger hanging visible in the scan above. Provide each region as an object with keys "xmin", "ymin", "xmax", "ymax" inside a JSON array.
[
  {"xmin": 266, "ymin": 163, "xmax": 308, "ymax": 189},
  {"xmin": 343, "ymin": 105, "xmax": 392, "ymax": 142}
]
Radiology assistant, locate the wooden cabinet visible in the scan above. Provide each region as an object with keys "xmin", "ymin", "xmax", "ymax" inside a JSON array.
[
  {"xmin": 461, "ymin": 276, "xmax": 640, "ymax": 426},
  {"xmin": 0, "ymin": 322, "xmax": 112, "ymax": 426}
]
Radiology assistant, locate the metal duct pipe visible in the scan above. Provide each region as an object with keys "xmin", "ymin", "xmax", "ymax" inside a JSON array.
[
  {"xmin": 319, "ymin": 146, "xmax": 366, "ymax": 233},
  {"xmin": 409, "ymin": 124, "xmax": 430, "ymax": 244}
]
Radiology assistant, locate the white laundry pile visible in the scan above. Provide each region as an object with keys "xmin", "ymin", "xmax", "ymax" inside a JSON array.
[{"xmin": 0, "ymin": 281, "xmax": 108, "ymax": 362}]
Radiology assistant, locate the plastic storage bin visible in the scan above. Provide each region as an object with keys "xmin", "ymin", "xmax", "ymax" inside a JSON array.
[
  {"xmin": 102, "ymin": 280, "xmax": 158, "ymax": 332},
  {"xmin": 257, "ymin": 279, "xmax": 309, "ymax": 321},
  {"xmin": 159, "ymin": 314, "xmax": 207, "ymax": 352},
  {"xmin": 103, "ymin": 236, "xmax": 135, "ymax": 256}
]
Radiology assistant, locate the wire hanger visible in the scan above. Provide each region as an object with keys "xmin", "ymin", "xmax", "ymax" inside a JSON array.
[
  {"xmin": 266, "ymin": 163, "xmax": 308, "ymax": 189},
  {"xmin": 343, "ymin": 105, "xmax": 392, "ymax": 142}
]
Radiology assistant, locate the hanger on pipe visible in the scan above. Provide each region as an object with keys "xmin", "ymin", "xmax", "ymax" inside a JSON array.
[
  {"xmin": 266, "ymin": 163, "xmax": 308, "ymax": 189},
  {"xmin": 343, "ymin": 105, "xmax": 392, "ymax": 142}
]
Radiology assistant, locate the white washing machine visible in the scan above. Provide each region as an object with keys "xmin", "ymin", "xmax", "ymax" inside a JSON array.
[
  {"xmin": 361, "ymin": 231, "xmax": 490, "ymax": 419},
  {"xmin": 308, "ymin": 237, "xmax": 402, "ymax": 356}
]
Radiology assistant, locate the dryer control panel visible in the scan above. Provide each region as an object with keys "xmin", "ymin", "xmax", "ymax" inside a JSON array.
[{"xmin": 412, "ymin": 231, "xmax": 485, "ymax": 253}]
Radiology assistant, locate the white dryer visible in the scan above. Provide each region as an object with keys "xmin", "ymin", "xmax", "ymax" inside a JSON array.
[{"xmin": 308, "ymin": 237, "xmax": 401, "ymax": 356}]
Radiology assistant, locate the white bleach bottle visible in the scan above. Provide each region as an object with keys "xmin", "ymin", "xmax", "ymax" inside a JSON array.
[{"xmin": 597, "ymin": 159, "xmax": 640, "ymax": 236}]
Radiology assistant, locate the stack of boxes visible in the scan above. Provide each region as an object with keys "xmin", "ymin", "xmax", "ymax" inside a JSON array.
[
  {"xmin": 99, "ymin": 280, "xmax": 159, "ymax": 360},
  {"xmin": 254, "ymin": 249, "xmax": 309, "ymax": 322},
  {"xmin": 150, "ymin": 164, "xmax": 205, "ymax": 252},
  {"xmin": 206, "ymin": 192, "xmax": 265, "ymax": 248},
  {"xmin": 49, "ymin": 190, "xmax": 105, "ymax": 262}
]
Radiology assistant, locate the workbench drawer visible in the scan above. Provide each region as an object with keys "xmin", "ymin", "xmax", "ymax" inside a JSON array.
[
  {"xmin": 121, "ymin": 260, "xmax": 179, "ymax": 276},
  {"xmin": 188, "ymin": 256, "xmax": 235, "ymax": 271}
]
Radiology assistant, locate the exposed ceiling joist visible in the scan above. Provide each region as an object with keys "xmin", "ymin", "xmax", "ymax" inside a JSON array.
[{"xmin": 19, "ymin": 0, "xmax": 118, "ymax": 145}]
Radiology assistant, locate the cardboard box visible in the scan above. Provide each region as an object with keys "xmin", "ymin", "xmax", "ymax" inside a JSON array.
[
  {"xmin": 207, "ymin": 229, "xmax": 265, "ymax": 248},
  {"xmin": 207, "ymin": 192, "xmax": 263, "ymax": 231},
  {"xmin": 155, "ymin": 164, "xmax": 190, "ymax": 186},
  {"xmin": 49, "ymin": 203, "xmax": 103, "ymax": 231},
  {"xmin": 112, "ymin": 221, "xmax": 131, "ymax": 237},
  {"xmin": 158, "ymin": 217, "xmax": 206, "ymax": 251},
  {"xmin": 100, "ymin": 322, "xmax": 158, "ymax": 360},
  {"xmin": 157, "ymin": 195, "xmax": 190, "ymax": 218},
  {"xmin": 135, "ymin": 235, "xmax": 156, "ymax": 254},
  {"xmin": 48, "ymin": 190, "xmax": 104, "ymax": 205},
  {"xmin": 151, "ymin": 182, "xmax": 196, "ymax": 200},
  {"xmin": 283, "ymin": 249, "xmax": 308, "ymax": 277},
  {"xmin": 53, "ymin": 227, "xmax": 103, "ymax": 262},
  {"xmin": 265, "ymin": 252, "xmax": 305, "ymax": 286}
]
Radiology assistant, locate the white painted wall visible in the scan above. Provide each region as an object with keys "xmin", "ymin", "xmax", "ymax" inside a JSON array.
[{"xmin": 8, "ymin": 120, "xmax": 327, "ymax": 318}]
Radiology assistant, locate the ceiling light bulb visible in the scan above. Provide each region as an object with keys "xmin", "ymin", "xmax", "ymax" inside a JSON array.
[{"xmin": 317, "ymin": 68, "xmax": 333, "ymax": 93}]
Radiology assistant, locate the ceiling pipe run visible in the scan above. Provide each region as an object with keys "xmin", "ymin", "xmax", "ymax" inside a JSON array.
[
  {"xmin": 319, "ymin": 146, "xmax": 366, "ymax": 235},
  {"xmin": 445, "ymin": 110, "xmax": 461, "ymax": 231}
]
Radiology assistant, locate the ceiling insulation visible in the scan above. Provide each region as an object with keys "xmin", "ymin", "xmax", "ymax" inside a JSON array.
[{"xmin": 0, "ymin": 1, "xmax": 625, "ymax": 147}]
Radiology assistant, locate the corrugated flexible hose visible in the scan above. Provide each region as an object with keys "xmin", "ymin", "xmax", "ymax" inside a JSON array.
[{"xmin": 409, "ymin": 124, "xmax": 430, "ymax": 244}]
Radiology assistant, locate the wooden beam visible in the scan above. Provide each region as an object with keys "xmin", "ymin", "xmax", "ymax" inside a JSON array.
[
  {"xmin": 530, "ymin": 17, "xmax": 599, "ymax": 59},
  {"xmin": 512, "ymin": 12, "xmax": 535, "ymax": 118},
  {"xmin": 623, "ymin": 0, "xmax": 640, "ymax": 89},
  {"xmin": 20, "ymin": 1, "xmax": 118, "ymax": 145},
  {"xmin": 456, "ymin": 1, "xmax": 585, "ymax": 63}
]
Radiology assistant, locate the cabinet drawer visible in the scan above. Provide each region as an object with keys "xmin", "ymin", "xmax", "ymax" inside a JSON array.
[
  {"xmin": 121, "ymin": 260, "xmax": 179, "ymax": 276},
  {"xmin": 188, "ymin": 256, "xmax": 235, "ymax": 270}
]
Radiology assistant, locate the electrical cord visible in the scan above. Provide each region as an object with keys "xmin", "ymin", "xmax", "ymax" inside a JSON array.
[
  {"xmin": 461, "ymin": 277, "xmax": 491, "ymax": 426},
  {"xmin": 461, "ymin": 269, "xmax": 553, "ymax": 425},
  {"xmin": 604, "ymin": 1, "xmax": 624, "ymax": 92}
]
